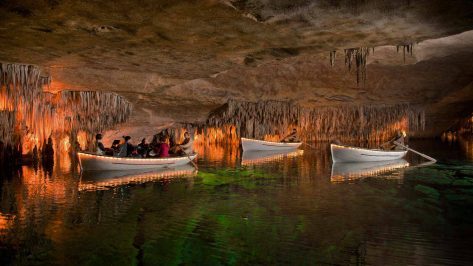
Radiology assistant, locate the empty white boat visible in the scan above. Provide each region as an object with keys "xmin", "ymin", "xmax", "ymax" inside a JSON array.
[
  {"xmin": 331, "ymin": 144, "xmax": 407, "ymax": 163},
  {"xmin": 78, "ymin": 152, "xmax": 198, "ymax": 171},
  {"xmin": 241, "ymin": 137, "xmax": 302, "ymax": 151}
]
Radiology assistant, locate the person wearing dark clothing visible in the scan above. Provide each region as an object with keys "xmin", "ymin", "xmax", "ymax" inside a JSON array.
[
  {"xmin": 150, "ymin": 136, "xmax": 170, "ymax": 157},
  {"xmin": 137, "ymin": 138, "xmax": 149, "ymax": 157},
  {"xmin": 169, "ymin": 134, "xmax": 176, "ymax": 149},
  {"xmin": 118, "ymin": 136, "xmax": 134, "ymax": 157},
  {"xmin": 110, "ymin": 140, "xmax": 120, "ymax": 155},
  {"xmin": 126, "ymin": 139, "xmax": 135, "ymax": 157}
]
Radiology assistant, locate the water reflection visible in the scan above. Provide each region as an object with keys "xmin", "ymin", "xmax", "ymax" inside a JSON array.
[
  {"xmin": 458, "ymin": 136, "xmax": 473, "ymax": 160},
  {"xmin": 0, "ymin": 140, "xmax": 472, "ymax": 265},
  {"xmin": 194, "ymin": 142, "xmax": 241, "ymax": 167},
  {"xmin": 241, "ymin": 149, "xmax": 304, "ymax": 166},
  {"xmin": 331, "ymin": 159, "xmax": 409, "ymax": 182},
  {"xmin": 79, "ymin": 165, "xmax": 197, "ymax": 191}
]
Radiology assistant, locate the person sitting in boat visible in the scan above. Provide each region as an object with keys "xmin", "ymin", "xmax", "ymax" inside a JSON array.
[
  {"xmin": 95, "ymin": 133, "xmax": 106, "ymax": 155},
  {"xmin": 180, "ymin": 132, "xmax": 193, "ymax": 152},
  {"xmin": 148, "ymin": 134, "xmax": 159, "ymax": 156},
  {"xmin": 280, "ymin": 128, "xmax": 299, "ymax": 143},
  {"xmin": 332, "ymin": 139, "xmax": 342, "ymax": 145},
  {"xmin": 170, "ymin": 132, "xmax": 192, "ymax": 155},
  {"xmin": 117, "ymin": 136, "xmax": 134, "ymax": 157},
  {"xmin": 156, "ymin": 135, "xmax": 170, "ymax": 158},
  {"xmin": 381, "ymin": 130, "xmax": 407, "ymax": 150},
  {"xmin": 110, "ymin": 140, "xmax": 121, "ymax": 155},
  {"xmin": 136, "ymin": 138, "xmax": 149, "ymax": 157},
  {"xmin": 157, "ymin": 129, "xmax": 169, "ymax": 141},
  {"xmin": 169, "ymin": 132, "xmax": 176, "ymax": 149}
]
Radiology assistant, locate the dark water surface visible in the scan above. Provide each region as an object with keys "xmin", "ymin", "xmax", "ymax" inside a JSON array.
[{"xmin": 1, "ymin": 139, "xmax": 473, "ymax": 265}]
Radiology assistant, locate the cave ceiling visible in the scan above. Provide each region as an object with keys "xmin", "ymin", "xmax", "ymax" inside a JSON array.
[{"xmin": 0, "ymin": 0, "xmax": 472, "ymax": 135}]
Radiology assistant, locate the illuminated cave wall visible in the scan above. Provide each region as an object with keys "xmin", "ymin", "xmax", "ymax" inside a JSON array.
[
  {"xmin": 441, "ymin": 113, "xmax": 473, "ymax": 142},
  {"xmin": 457, "ymin": 113, "xmax": 473, "ymax": 135},
  {"xmin": 199, "ymin": 99, "xmax": 425, "ymax": 143},
  {"xmin": 0, "ymin": 63, "xmax": 132, "ymax": 159}
]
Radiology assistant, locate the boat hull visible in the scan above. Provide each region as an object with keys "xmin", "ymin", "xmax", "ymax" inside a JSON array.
[
  {"xmin": 78, "ymin": 152, "xmax": 197, "ymax": 170},
  {"xmin": 331, "ymin": 144, "xmax": 407, "ymax": 163},
  {"xmin": 241, "ymin": 138, "xmax": 302, "ymax": 151}
]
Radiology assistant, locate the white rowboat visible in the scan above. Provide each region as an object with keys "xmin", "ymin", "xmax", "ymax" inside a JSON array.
[
  {"xmin": 78, "ymin": 152, "xmax": 198, "ymax": 171},
  {"xmin": 241, "ymin": 137, "xmax": 302, "ymax": 151},
  {"xmin": 331, "ymin": 144, "xmax": 407, "ymax": 163}
]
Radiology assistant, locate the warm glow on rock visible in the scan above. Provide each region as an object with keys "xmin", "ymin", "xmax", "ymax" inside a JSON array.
[
  {"xmin": 1, "ymin": 63, "xmax": 132, "ymax": 158},
  {"xmin": 0, "ymin": 213, "xmax": 14, "ymax": 236}
]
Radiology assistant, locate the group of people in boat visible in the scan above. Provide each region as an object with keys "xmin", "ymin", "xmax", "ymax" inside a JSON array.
[
  {"xmin": 95, "ymin": 130, "xmax": 192, "ymax": 158},
  {"xmin": 94, "ymin": 127, "xmax": 406, "ymax": 158}
]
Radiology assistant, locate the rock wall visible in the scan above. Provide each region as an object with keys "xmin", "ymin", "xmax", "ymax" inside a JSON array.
[
  {"xmin": 0, "ymin": 63, "xmax": 132, "ymax": 162},
  {"xmin": 203, "ymin": 99, "xmax": 424, "ymax": 143},
  {"xmin": 0, "ymin": 1, "xmax": 472, "ymax": 146}
]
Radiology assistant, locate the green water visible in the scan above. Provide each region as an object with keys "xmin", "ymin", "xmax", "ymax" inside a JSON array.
[{"xmin": 1, "ymin": 139, "xmax": 473, "ymax": 265}]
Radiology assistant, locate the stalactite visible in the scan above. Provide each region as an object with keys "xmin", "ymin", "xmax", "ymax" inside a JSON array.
[
  {"xmin": 0, "ymin": 63, "xmax": 44, "ymax": 151},
  {"xmin": 329, "ymin": 50, "xmax": 336, "ymax": 67},
  {"xmin": 201, "ymin": 99, "xmax": 425, "ymax": 143},
  {"xmin": 0, "ymin": 62, "xmax": 132, "ymax": 159},
  {"xmin": 396, "ymin": 43, "xmax": 414, "ymax": 63},
  {"xmin": 55, "ymin": 91, "xmax": 132, "ymax": 135},
  {"xmin": 344, "ymin": 47, "xmax": 370, "ymax": 86}
]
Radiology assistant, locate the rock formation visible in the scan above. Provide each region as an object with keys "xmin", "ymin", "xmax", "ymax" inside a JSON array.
[
  {"xmin": 0, "ymin": 0, "xmax": 472, "ymax": 150},
  {"xmin": 204, "ymin": 99, "xmax": 424, "ymax": 143},
  {"xmin": 0, "ymin": 63, "xmax": 132, "ymax": 160}
]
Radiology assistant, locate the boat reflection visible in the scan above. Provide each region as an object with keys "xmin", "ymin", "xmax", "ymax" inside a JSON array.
[
  {"xmin": 79, "ymin": 165, "xmax": 197, "ymax": 191},
  {"xmin": 331, "ymin": 159, "xmax": 409, "ymax": 182},
  {"xmin": 241, "ymin": 149, "xmax": 304, "ymax": 166}
]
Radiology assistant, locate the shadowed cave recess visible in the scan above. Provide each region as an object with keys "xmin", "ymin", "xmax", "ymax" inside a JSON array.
[{"xmin": 0, "ymin": 0, "xmax": 472, "ymax": 165}]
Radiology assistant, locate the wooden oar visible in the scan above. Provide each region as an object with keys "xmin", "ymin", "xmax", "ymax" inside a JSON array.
[
  {"xmin": 394, "ymin": 141, "xmax": 437, "ymax": 163},
  {"xmin": 303, "ymin": 142, "xmax": 315, "ymax": 149},
  {"xmin": 76, "ymin": 152, "xmax": 84, "ymax": 172},
  {"xmin": 182, "ymin": 150, "xmax": 198, "ymax": 170}
]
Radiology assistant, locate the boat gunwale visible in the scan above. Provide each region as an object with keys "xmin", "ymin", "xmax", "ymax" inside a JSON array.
[
  {"xmin": 241, "ymin": 137, "xmax": 302, "ymax": 146},
  {"xmin": 330, "ymin": 144, "xmax": 407, "ymax": 154},
  {"xmin": 78, "ymin": 151, "xmax": 197, "ymax": 161}
]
